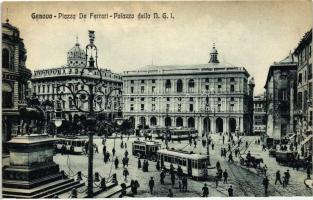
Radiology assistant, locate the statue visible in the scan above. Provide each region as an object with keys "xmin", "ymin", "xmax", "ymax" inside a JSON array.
[{"xmin": 18, "ymin": 95, "xmax": 49, "ymax": 135}]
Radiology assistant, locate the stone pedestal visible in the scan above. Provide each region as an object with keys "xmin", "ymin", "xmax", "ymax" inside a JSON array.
[{"xmin": 2, "ymin": 134, "xmax": 84, "ymax": 198}]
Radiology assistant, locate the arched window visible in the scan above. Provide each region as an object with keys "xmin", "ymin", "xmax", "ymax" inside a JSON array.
[
  {"xmin": 177, "ymin": 79, "xmax": 183, "ymax": 93},
  {"xmin": 176, "ymin": 117, "xmax": 183, "ymax": 127},
  {"xmin": 188, "ymin": 79, "xmax": 195, "ymax": 92},
  {"xmin": 165, "ymin": 80, "xmax": 171, "ymax": 89},
  {"xmin": 2, "ymin": 49, "xmax": 10, "ymax": 69},
  {"xmin": 150, "ymin": 117, "xmax": 157, "ymax": 126}
]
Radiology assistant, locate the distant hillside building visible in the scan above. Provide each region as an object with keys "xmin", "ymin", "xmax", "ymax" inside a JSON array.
[
  {"xmin": 122, "ymin": 44, "xmax": 255, "ymax": 135},
  {"xmin": 2, "ymin": 19, "xmax": 32, "ymax": 152},
  {"xmin": 264, "ymin": 54, "xmax": 297, "ymax": 143},
  {"xmin": 253, "ymin": 95, "xmax": 266, "ymax": 135}
]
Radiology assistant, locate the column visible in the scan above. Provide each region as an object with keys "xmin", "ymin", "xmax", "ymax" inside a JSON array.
[
  {"xmin": 211, "ymin": 117, "xmax": 216, "ymax": 133},
  {"xmin": 224, "ymin": 117, "xmax": 228, "ymax": 133}
]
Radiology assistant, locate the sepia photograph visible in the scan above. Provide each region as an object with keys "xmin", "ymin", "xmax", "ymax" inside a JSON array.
[{"xmin": 1, "ymin": 0, "xmax": 313, "ymax": 198}]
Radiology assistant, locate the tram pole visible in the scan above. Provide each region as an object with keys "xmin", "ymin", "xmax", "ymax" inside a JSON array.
[{"xmin": 165, "ymin": 107, "xmax": 169, "ymax": 149}]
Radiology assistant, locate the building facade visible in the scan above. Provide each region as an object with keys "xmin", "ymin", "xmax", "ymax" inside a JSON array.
[
  {"xmin": 122, "ymin": 45, "xmax": 255, "ymax": 135},
  {"xmin": 294, "ymin": 29, "xmax": 312, "ymax": 157},
  {"xmin": 2, "ymin": 19, "xmax": 32, "ymax": 152},
  {"xmin": 253, "ymin": 95, "xmax": 266, "ymax": 135},
  {"xmin": 264, "ymin": 54, "xmax": 297, "ymax": 142},
  {"xmin": 31, "ymin": 40, "xmax": 123, "ymax": 122}
]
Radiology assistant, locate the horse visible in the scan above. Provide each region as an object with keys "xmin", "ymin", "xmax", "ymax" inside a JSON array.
[{"xmin": 19, "ymin": 106, "xmax": 45, "ymax": 135}]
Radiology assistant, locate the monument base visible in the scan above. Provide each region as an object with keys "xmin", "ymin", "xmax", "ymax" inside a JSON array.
[{"xmin": 2, "ymin": 134, "xmax": 84, "ymax": 198}]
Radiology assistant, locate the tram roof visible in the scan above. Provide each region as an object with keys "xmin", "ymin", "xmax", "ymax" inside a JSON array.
[
  {"xmin": 133, "ymin": 140, "xmax": 161, "ymax": 146},
  {"xmin": 157, "ymin": 149, "xmax": 207, "ymax": 160}
]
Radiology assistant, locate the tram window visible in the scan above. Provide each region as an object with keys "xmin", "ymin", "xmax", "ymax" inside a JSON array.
[
  {"xmin": 183, "ymin": 160, "xmax": 186, "ymax": 166},
  {"xmin": 178, "ymin": 159, "xmax": 182, "ymax": 165},
  {"xmin": 73, "ymin": 141, "xmax": 76, "ymax": 146}
]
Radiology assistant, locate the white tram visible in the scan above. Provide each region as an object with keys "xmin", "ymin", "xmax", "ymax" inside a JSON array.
[
  {"xmin": 169, "ymin": 127, "xmax": 198, "ymax": 140},
  {"xmin": 132, "ymin": 140, "xmax": 161, "ymax": 160},
  {"xmin": 56, "ymin": 137, "xmax": 87, "ymax": 154},
  {"xmin": 157, "ymin": 148, "xmax": 208, "ymax": 180}
]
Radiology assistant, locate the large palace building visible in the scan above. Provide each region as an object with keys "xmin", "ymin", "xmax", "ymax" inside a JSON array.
[
  {"xmin": 32, "ymin": 39, "xmax": 123, "ymax": 121},
  {"xmin": 122, "ymin": 45, "xmax": 255, "ymax": 135},
  {"xmin": 2, "ymin": 19, "xmax": 32, "ymax": 152}
]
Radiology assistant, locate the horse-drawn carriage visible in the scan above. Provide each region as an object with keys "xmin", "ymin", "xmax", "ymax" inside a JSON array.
[{"xmin": 240, "ymin": 155, "xmax": 263, "ymax": 168}]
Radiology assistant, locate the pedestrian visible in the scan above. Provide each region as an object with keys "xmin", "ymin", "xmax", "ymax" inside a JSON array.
[
  {"xmin": 223, "ymin": 169, "xmax": 228, "ymax": 184},
  {"xmin": 182, "ymin": 176, "xmax": 187, "ymax": 192},
  {"xmin": 125, "ymin": 157, "xmax": 129, "ymax": 167},
  {"xmin": 215, "ymin": 172, "xmax": 219, "ymax": 187},
  {"xmin": 177, "ymin": 165, "xmax": 183, "ymax": 179},
  {"xmin": 138, "ymin": 158, "xmax": 141, "ymax": 169},
  {"xmin": 134, "ymin": 180, "xmax": 140, "ymax": 194},
  {"xmin": 146, "ymin": 160, "xmax": 149, "ymax": 172},
  {"xmin": 228, "ymin": 144, "xmax": 231, "ymax": 152},
  {"xmin": 228, "ymin": 153, "xmax": 234, "ymax": 163},
  {"xmin": 221, "ymin": 148, "xmax": 224, "ymax": 157},
  {"xmin": 95, "ymin": 145, "xmax": 99, "ymax": 154},
  {"xmin": 114, "ymin": 157, "xmax": 119, "ymax": 169},
  {"xmin": 122, "ymin": 157, "xmax": 126, "ymax": 168},
  {"xmin": 307, "ymin": 164, "xmax": 311, "ymax": 179},
  {"xmin": 275, "ymin": 170, "xmax": 282, "ymax": 185},
  {"xmin": 262, "ymin": 176, "xmax": 269, "ymax": 196},
  {"xmin": 160, "ymin": 170, "xmax": 165, "ymax": 184},
  {"xmin": 223, "ymin": 135, "xmax": 225, "ymax": 144},
  {"xmin": 228, "ymin": 185, "xmax": 234, "ymax": 197},
  {"xmin": 216, "ymin": 160, "xmax": 221, "ymax": 170},
  {"xmin": 262, "ymin": 144, "xmax": 266, "ymax": 151},
  {"xmin": 218, "ymin": 168, "xmax": 223, "ymax": 181},
  {"xmin": 125, "ymin": 143, "xmax": 127, "ymax": 149},
  {"xmin": 120, "ymin": 141, "xmax": 124, "ymax": 149},
  {"xmin": 103, "ymin": 145, "xmax": 106, "ymax": 156},
  {"xmin": 156, "ymin": 160, "xmax": 160, "ymax": 171},
  {"xmin": 202, "ymin": 183, "xmax": 209, "ymax": 197},
  {"xmin": 171, "ymin": 173, "xmax": 175, "ymax": 187},
  {"xmin": 130, "ymin": 180, "xmax": 136, "ymax": 195},
  {"xmin": 194, "ymin": 140, "xmax": 197, "ymax": 148},
  {"xmin": 112, "ymin": 147, "xmax": 116, "ymax": 157},
  {"xmin": 106, "ymin": 152, "xmax": 110, "ymax": 161},
  {"xmin": 284, "ymin": 170, "xmax": 290, "ymax": 186},
  {"xmin": 179, "ymin": 179, "xmax": 182, "ymax": 191},
  {"xmin": 149, "ymin": 177, "xmax": 155, "ymax": 194},
  {"xmin": 123, "ymin": 168, "xmax": 129, "ymax": 182},
  {"xmin": 246, "ymin": 141, "xmax": 249, "ymax": 149},
  {"xmin": 125, "ymin": 150, "xmax": 129, "ymax": 157},
  {"xmin": 212, "ymin": 143, "xmax": 214, "ymax": 150},
  {"xmin": 168, "ymin": 189, "xmax": 174, "ymax": 197},
  {"xmin": 262, "ymin": 165, "xmax": 268, "ymax": 176}
]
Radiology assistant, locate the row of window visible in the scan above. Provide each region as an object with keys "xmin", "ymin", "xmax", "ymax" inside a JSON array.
[
  {"xmin": 129, "ymin": 103, "xmax": 236, "ymax": 112},
  {"xmin": 129, "ymin": 97, "xmax": 236, "ymax": 102},
  {"xmin": 130, "ymin": 77, "xmax": 237, "ymax": 85},
  {"xmin": 129, "ymin": 84, "xmax": 237, "ymax": 94}
]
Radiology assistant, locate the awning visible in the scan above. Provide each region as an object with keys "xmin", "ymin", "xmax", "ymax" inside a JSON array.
[{"xmin": 2, "ymin": 82, "xmax": 12, "ymax": 92}]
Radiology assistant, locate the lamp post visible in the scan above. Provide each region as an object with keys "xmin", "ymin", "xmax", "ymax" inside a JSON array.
[
  {"xmin": 55, "ymin": 30, "xmax": 105, "ymax": 197},
  {"xmin": 202, "ymin": 88, "xmax": 214, "ymax": 166}
]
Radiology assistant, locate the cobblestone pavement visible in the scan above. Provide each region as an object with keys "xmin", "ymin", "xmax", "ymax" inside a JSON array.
[{"xmin": 49, "ymin": 133, "xmax": 312, "ymax": 197}]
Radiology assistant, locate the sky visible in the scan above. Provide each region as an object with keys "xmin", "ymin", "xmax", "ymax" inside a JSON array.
[{"xmin": 2, "ymin": 1, "xmax": 312, "ymax": 95}]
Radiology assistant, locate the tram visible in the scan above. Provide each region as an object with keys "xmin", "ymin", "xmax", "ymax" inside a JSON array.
[
  {"xmin": 157, "ymin": 148, "xmax": 208, "ymax": 180},
  {"xmin": 149, "ymin": 127, "xmax": 168, "ymax": 139},
  {"xmin": 132, "ymin": 140, "xmax": 161, "ymax": 160},
  {"xmin": 55, "ymin": 137, "xmax": 87, "ymax": 154},
  {"xmin": 169, "ymin": 127, "xmax": 198, "ymax": 140}
]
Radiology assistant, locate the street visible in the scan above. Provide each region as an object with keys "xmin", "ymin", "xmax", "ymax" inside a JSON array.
[{"xmin": 53, "ymin": 133, "xmax": 312, "ymax": 197}]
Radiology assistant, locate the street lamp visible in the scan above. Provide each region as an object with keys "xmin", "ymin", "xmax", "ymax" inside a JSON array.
[
  {"xmin": 202, "ymin": 87, "xmax": 214, "ymax": 166},
  {"xmin": 55, "ymin": 30, "xmax": 105, "ymax": 197}
]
